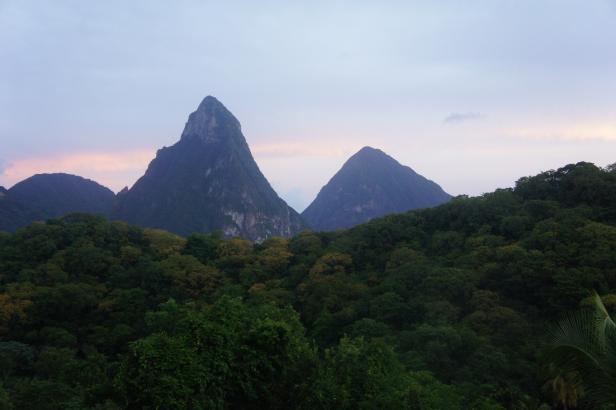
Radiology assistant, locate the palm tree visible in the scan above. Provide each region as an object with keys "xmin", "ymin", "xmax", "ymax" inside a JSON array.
[
  {"xmin": 541, "ymin": 363, "xmax": 583, "ymax": 410},
  {"xmin": 548, "ymin": 293, "xmax": 616, "ymax": 408}
]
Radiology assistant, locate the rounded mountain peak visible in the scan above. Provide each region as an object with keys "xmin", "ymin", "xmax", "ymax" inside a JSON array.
[
  {"xmin": 355, "ymin": 146, "xmax": 386, "ymax": 157},
  {"xmin": 181, "ymin": 96, "xmax": 242, "ymax": 142},
  {"xmin": 345, "ymin": 146, "xmax": 400, "ymax": 169}
]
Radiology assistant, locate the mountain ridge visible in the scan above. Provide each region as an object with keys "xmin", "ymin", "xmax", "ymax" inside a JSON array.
[{"xmin": 1, "ymin": 99, "xmax": 453, "ymax": 238}]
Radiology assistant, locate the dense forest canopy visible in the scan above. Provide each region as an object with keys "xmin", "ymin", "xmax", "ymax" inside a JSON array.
[{"xmin": 0, "ymin": 161, "xmax": 615, "ymax": 409}]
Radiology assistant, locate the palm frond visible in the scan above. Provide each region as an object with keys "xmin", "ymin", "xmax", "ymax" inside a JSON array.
[{"xmin": 547, "ymin": 292, "xmax": 616, "ymax": 407}]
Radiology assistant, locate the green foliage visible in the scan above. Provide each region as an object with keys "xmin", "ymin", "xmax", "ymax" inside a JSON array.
[
  {"xmin": 117, "ymin": 297, "xmax": 315, "ymax": 410},
  {"xmin": 308, "ymin": 337, "xmax": 421, "ymax": 409},
  {"xmin": 0, "ymin": 162, "xmax": 615, "ymax": 408},
  {"xmin": 546, "ymin": 293, "xmax": 616, "ymax": 408}
]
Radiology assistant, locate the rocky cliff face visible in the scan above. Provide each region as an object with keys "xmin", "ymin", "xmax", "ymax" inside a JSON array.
[
  {"xmin": 302, "ymin": 146, "xmax": 451, "ymax": 231},
  {"xmin": 114, "ymin": 96, "xmax": 304, "ymax": 241}
]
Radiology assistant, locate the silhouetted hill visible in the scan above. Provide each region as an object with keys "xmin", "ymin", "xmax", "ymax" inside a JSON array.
[
  {"xmin": 302, "ymin": 146, "xmax": 451, "ymax": 230},
  {"xmin": 9, "ymin": 173, "xmax": 115, "ymax": 216},
  {"xmin": 0, "ymin": 186, "xmax": 38, "ymax": 232},
  {"xmin": 0, "ymin": 173, "xmax": 115, "ymax": 231}
]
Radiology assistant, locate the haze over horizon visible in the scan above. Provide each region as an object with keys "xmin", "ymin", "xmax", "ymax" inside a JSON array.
[{"xmin": 1, "ymin": 0, "xmax": 615, "ymax": 212}]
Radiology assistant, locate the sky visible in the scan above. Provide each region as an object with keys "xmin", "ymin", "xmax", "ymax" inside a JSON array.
[{"xmin": 1, "ymin": 0, "xmax": 615, "ymax": 212}]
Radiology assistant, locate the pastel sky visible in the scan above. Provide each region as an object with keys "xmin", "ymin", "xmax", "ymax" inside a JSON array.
[{"xmin": 1, "ymin": 0, "xmax": 615, "ymax": 212}]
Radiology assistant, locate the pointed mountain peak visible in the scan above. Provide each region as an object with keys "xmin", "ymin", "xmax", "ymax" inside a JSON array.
[
  {"xmin": 196, "ymin": 95, "xmax": 225, "ymax": 111},
  {"xmin": 115, "ymin": 96, "xmax": 304, "ymax": 240},
  {"xmin": 181, "ymin": 95, "xmax": 241, "ymax": 142},
  {"xmin": 302, "ymin": 147, "xmax": 451, "ymax": 231}
]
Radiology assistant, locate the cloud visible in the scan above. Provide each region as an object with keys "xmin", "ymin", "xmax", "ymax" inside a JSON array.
[
  {"xmin": 443, "ymin": 112, "xmax": 485, "ymax": 124},
  {"xmin": 0, "ymin": 148, "xmax": 156, "ymax": 192}
]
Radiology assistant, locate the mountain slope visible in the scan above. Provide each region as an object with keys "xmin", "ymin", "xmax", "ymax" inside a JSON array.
[
  {"xmin": 9, "ymin": 173, "xmax": 115, "ymax": 217},
  {"xmin": 0, "ymin": 174, "xmax": 115, "ymax": 232},
  {"xmin": 114, "ymin": 96, "xmax": 304, "ymax": 240},
  {"xmin": 302, "ymin": 146, "xmax": 451, "ymax": 231},
  {"xmin": 0, "ymin": 186, "xmax": 39, "ymax": 232}
]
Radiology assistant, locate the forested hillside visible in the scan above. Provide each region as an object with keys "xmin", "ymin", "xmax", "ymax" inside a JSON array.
[
  {"xmin": 0, "ymin": 161, "xmax": 615, "ymax": 409},
  {"xmin": 0, "ymin": 174, "xmax": 115, "ymax": 233}
]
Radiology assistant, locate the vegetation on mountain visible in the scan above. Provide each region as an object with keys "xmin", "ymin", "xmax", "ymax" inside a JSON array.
[
  {"xmin": 0, "ymin": 173, "xmax": 115, "ymax": 232},
  {"xmin": 0, "ymin": 161, "xmax": 615, "ymax": 409},
  {"xmin": 302, "ymin": 146, "xmax": 451, "ymax": 231},
  {"xmin": 114, "ymin": 96, "xmax": 304, "ymax": 241}
]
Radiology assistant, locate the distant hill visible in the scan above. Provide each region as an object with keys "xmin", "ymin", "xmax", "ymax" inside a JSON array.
[
  {"xmin": 9, "ymin": 173, "xmax": 115, "ymax": 217},
  {"xmin": 113, "ymin": 96, "xmax": 304, "ymax": 241},
  {"xmin": 0, "ymin": 186, "xmax": 39, "ymax": 232},
  {"xmin": 302, "ymin": 146, "xmax": 451, "ymax": 231},
  {"xmin": 0, "ymin": 173, "xmax": 115, "ymax": 232}
]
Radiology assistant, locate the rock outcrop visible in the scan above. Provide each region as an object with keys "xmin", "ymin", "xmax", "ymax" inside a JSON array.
[{"xmin": 114, "ymin": 96, "xmax": 304, "ymax": 240}]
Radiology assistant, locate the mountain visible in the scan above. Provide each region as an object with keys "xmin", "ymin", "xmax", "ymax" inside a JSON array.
[
  {"xmin": 113, "ymin": 96, "xmax": 304, "ymax": 241},
  {"xmin": 302, "ymin": 146, "xmax": 451, "ymax": 231},
  {"xmin": 0, "ymin": 186, "xmax": 38, "ymax": 232},
  {"xmin": 0, "ymin": 173, "xmax": 115, "ymax": 232},
  {"xmin": 9, "ymin": 173, "xmax": 115, "ymax": 217}
]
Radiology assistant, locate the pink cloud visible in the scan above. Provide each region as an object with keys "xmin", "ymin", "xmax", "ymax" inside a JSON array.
[
  {"xmin": 0, "ymin": 139, "xmax": 372, "ymax": 202},
  {"xmin": 0, "ymin": 149, "xmax": 156, "ymax": 192}
]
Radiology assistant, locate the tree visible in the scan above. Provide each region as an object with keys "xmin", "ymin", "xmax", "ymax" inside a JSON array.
[
  {"xmin": 548, "ymin": 293, "xmax": 616, "ymax": 407},
  {"xmin": 0, "ymin": 291, "xmax": 31, "ymax": 335},
  {"xmin": 183, "ymin": 232, "xmax": 222, "ymax": 263},
  {"xmin": 306, "ymin": 337, "xmax": 415, "ymax": 409},
  {"xmin": 144, "ymin": 228, "xmax": 186, "ymax": 257},
  {"xmin": 117, "ymin": 298, "xmax": 316, "ymax": 409},
  {"xmin": 256, "ymin": 237, "xmax": 293, "ymax": 277},
  {"xmin": 160, "ymin": 254, "xmax": 223, "ymax": 300},
  {"xmin": 117, "ymin": 332, "xmax": 205, "ymax": 410},
  {"xmin": 0, "ymin": 383, "xmax": 12, "ymax": 410},
  {"xmin": 541, "ymin": 363, "xmax": 584, "ymax": 410}
]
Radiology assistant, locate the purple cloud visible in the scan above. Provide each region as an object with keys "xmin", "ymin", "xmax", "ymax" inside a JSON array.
[{"xmin": 444, "ymin": 112, "xmax": 485, "ymax": 124}]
